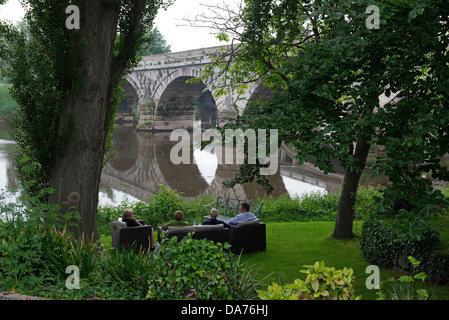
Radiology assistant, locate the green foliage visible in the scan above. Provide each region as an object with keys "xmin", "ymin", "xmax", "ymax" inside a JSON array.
[
  {"xmin": 196, "ymin": 0, "xmax": 449, "ymax": 238},
  {"xmin": 99, "ymin": 246, "xmax": 154, "ymax": 298},
  {"xmin": 257, "ymin": 261, "xmax": 361, "ymax": 300},
  {"xmin": 260, "ymin": 192, "xmax": 338, "ymax": 222},
  {"xmin": 41, "ymin": 226, "xmax": 99, "ymax": 281},
  {"xmin": 97, "ymin": 186, "xmax": 215, "ymax": 235},
  {"xmin": 147, "ymin": 235, "xmax": 247, "ymax": 300},
  {"xmin": 138, "ymin": 27, "xmax": 171, "ymax": 56},
  {"xmin": 0, "ymin": 83, "xmax": 18, "ymax": 116},
  {"xmin": 0, "ymin": 4, "xmax": 74, "ymax": 195},
  {"xmin": 376, "ymin": 256, "xmax": 429, "ymax": 300},
  {"xmin": 139, "ymin": 184, "xmax": 183, "ymax": 224},
  {"xmin": 361, "ymin": 217, "xmax": 440, "ymax": 267},
  {"xmin": 417, "ymin": 250, "xmax": 449, "ymax": 286},
  {"xmin": 259, "ymin": 186, "xmax": 380, "ymax": 222},
  {"xmin": 0, "ymin": 164, "xmax": 60, "ymax": 285},
  {"xmin": 360, "ymin": 215, "xmax": 449, "ymax": 285}
]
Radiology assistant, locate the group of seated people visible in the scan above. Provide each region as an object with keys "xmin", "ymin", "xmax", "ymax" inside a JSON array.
[{"xmin": 120, "ymin": 202, "xmax": 257, "ymax": 250}]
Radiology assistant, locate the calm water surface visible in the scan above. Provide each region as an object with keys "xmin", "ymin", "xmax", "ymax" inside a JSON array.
[{"xmin": 0, "ymin": 123, "xmax": 344, "ymax": 206}]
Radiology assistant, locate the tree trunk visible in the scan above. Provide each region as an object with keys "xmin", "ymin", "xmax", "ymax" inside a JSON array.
[
  {"xmin": 47, "ymin": 0, "xmax": 146, "ymax": 241},
  {"xmin": 331, "ymin": 135, "xmax": 371, "ymax": 239}
]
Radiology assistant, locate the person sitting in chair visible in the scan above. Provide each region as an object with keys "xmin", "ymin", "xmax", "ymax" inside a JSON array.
[
  {"xmin": 202, "ymin": 208, "xmax": 230, "ymax": 228},
  {"xmin": 161, "ymin": 210, "xmax": 190, "ymax": 230},
  {"xmin": 122, "ymin": 209, "xmax": 155, "ymax": 250},
  {"xmin": 122, "ymin": 209, "xmax": 142, "ymax": 227},
  {"xmin": 228, "ymin": 202, "xmax": 257, "ymax": 225}
]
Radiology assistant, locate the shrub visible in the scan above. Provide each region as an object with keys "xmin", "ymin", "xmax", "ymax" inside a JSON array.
[
  {"xmin": 259, "ymin": 186, "xmax": 380, "ymax": 222},
  {"xmin": 257, "ymin": 260, "xmax": 361, "ymax": 300},
  {"xmin": 99, "ymin": 245, "xmax": 154, "ymax": 298},
  {"xmin": 261, "ymin": 192, "xmax": 338, "ymax": 222},
  {"xmin": 361, "ymin": 216, "xmax": 440, "ymax": 267},
  {"xmin": 147, "ymin": 235, "xmax": 246, "ymax": 300},
  {"xmin": 41, "ymin": 226, "xmax": 99, "ymax": 280},
  {"xmin": 0, "ymin": 177, "xmax": 61, "ymax": 285},
  {"xmin": 360, "ymin": 215, "xmax": 449, "ymax": 284},
  {"xmin": 376, "ymin": 256, "xmax": 430, "ymax": 300},
  {"xmin": 417, "ymin": 250, "xmax": 449, "ymax": 286}
]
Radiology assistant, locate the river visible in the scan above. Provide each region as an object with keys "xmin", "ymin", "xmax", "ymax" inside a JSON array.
[{"xmin": 0, "ymin": 122, "xmax": 345, "ymax": 206}]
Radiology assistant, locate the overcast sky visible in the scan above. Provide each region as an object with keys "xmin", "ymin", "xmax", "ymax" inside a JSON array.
[{"xmin": 0, "ymin": 0, "xmax": 239, "ymax": 52}]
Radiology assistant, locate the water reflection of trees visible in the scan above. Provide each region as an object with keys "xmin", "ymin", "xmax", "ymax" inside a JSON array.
[{"xmin": 103, "ymin": 126, "xmax": 290, "ymax": 200}]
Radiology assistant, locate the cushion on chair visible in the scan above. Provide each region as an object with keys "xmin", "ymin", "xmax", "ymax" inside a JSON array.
[
  {"xmin": 237, "ymin": 218, "xmax": 260, "ymax": 227},
  {"xmin": 194, "ymin": 224, "xmax": 225, "ymax": 231},
  {"xmin": 167, "ymin": 226, "xmax": 196, "ymax": 233},
  {"xmin": 110, "ymin": 220, "xmax": 127, "ymax": 230}
]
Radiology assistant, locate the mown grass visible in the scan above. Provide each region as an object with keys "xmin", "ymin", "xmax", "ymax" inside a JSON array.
[
  {"xmin": 238, "ymin": 221, "xmax": 395, "ymax": 300},
  {"xmin": 241, "ymin": 220, "xmax": 449, "ymax": 300}
]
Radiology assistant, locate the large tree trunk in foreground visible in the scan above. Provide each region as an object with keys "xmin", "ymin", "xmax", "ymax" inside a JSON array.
[
  {"xmin": 331, "ymin": 135, "xmax": 371, "ymax": 239},
  {"xmin": 48, "ymin": 1, "xmax": 146, "ymax": 241}
]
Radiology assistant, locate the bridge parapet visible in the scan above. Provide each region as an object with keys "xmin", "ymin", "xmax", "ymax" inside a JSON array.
[{"xmin": 135, "ymin": 45, "xmax": 228, "ymax": 71}]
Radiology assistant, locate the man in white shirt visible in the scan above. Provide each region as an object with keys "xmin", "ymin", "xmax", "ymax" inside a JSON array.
[{"xmin": 228, "ymin": 202, "xmax": 257, "ymax": 225}]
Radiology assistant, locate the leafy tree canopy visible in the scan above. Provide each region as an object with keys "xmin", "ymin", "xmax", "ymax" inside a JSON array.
[
  {"xmin": 0, "ymin": 0, "xmax": 172, "ymax": 239},
  {"xmin": 195, "ymin": 0, "xmax": 449, "ymax": 238},
  {"xmin": 138, "ymin": 27, "xmax": 171, "ymax": 56}
]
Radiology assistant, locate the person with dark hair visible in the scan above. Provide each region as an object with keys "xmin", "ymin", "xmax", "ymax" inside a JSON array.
[{"xmin": 228, "ymin": 202, "xmax": 256, "ymax": 225}]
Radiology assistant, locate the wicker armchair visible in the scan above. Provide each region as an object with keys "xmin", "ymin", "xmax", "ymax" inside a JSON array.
[
  {"xmin": 229, "ymin": 219, "xmax": 266, "ymax": 254},
  {"xmin": 110, "ymin": 221, "xmax": 152, "ymax": 252},
  {"xmin": 157, "ymin": 224, "xmax": 230, "ymax": 244}
]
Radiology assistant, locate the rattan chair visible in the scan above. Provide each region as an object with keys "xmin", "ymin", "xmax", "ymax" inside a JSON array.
[
  {"xmin": 229, "ymin": 219, "xmax": 266, "ymax": 254},
  {"xmin": 157, "ymin": 225, "xmax": 230, "ymax": 244},
  {"xmin": 110, "ymin": 221, "xmax": 152, "ymax": 252}
]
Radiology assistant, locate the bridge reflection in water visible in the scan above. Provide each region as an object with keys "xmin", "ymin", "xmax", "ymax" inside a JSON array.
[{"xmin": 99, "ymin": 126, "xmax": 344, "ymax": 205}]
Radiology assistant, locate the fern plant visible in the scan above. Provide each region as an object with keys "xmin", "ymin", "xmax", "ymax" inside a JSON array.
[{"xmin": 376, "ymin": 256, "xmax": 429, "ymax": 300}]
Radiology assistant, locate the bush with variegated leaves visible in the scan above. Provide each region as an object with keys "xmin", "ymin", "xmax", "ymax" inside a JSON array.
[{"xmin": 257, "ymin": 261, "xmax": 361, "ymax": 300}]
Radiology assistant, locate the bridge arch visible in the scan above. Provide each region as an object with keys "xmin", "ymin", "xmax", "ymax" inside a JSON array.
[
  {"xmin": 242, "ymin": 83, "xmax": 277, "ymax": 115},
  {"xmin": 117, "ymin": 80, "xmax": 139, "ymax": 115},
  {"xmin": 125, "ymin": 46, "xmax": 278, "ymax": 129},
  {"xmin": 125, "ymin": 74, "xmax": 146, "ymax": 104},
  {"xmin": 152, "ymin": 73, "xmax": 218, "ymax": 130}
]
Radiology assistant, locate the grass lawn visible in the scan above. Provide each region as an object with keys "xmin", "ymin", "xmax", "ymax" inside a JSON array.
[
  {"xmin": 238, "ymin": 221, "xmax": 389, "ymax": 299},
  {"xmin": 239, "ymin": 221, "xmax": 449, "ymax": 300},
  {"xmin": 100, "ymin": 220, "xmax": 449, "ymax": 300}
]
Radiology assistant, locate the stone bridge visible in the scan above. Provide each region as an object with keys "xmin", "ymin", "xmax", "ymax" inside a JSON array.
[
  {"xmin": 100, "ymin": 128, "xmax": 344, "ymax": 202},
  {"xmin": 101, "ymin": 130, "xmax": 290, "ymax": 201},
  {"xmin": 120, "ymin": 45, "xmax": 274, "ymax": 131}
]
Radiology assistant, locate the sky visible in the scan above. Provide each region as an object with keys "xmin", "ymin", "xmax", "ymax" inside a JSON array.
[{"xmin": 0, "ymin": 0, "xmax": 239, "ymax": 52}]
